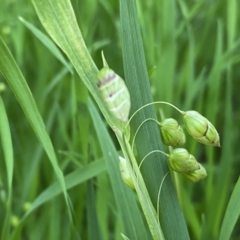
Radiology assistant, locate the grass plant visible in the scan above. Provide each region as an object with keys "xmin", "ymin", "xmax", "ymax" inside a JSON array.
[{"xmin": 0, "ymin": 0, "xmax": 240, "ymax": 239}]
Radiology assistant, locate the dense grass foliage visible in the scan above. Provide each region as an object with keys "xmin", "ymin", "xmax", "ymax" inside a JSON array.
[{"xmin": 0, "ymin": 0, "xmax": 239, "ymax": 239}]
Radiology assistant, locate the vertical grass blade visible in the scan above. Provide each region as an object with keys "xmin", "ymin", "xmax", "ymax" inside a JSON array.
[
  {"xmin": 202, "ymin": 1, "xmax": 236, "ymax": 239},
  {"xmin": 87, "ymin": 179, "xmax": 103, "ymax": 240},
  {"xmin": 219, "ymin": 177, "xmax": 240, "ymax": 240},
  {"xmin": 0, "ymin": 97, "xmax": 13, "ymax": 240},
  {"xmin": 120, "ymin": 1, "xmax": 190, "ymax": 239}
]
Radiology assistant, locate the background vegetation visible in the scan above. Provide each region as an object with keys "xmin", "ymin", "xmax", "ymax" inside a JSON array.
[{"xmin": 0, "ymin": 0, "xmax": 239, "ymax": 239}]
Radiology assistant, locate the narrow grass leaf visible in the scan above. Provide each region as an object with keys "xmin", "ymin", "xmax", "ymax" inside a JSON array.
[
  {"xmin": 18, "ymin": 16, "xmax": 72, "ymax": 74},
  {"xmin": 202, "ymin": 2, "xmax": 236, "ymax": 238},
  {"xmin": 0, "ymin": 97, "xmax": 13, "ymax": 240},
  {"xmin": 219, "ymin": 177, "xmax": 240, "ymax": 240},
  {"xmin": 88, "ymin": 99, "xmax": 151, "ymax": 240},
  {"xmin": 205, "ymin": 20, "xmax": 223, "ymax": 206},
  {"xmin": 120, "ymin": 0, "xmax": 190, "ymax": 239},
  {"xmin": 21, "ymin": 159, "xmax": 106, "ymax": 221},
  {"xmin": 0, "ymin": 36, "xmax": 72, "ymax": 227},
  {"xmin": 87, "ymin": 179, "xmax": 103, "ymax": 240},
  {"xmin": 155, "ymin": 0, "xmax": 176, "ymax": 104}
]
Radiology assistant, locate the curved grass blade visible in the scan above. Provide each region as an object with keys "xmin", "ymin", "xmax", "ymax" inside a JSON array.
[
  {"xmin": 18, "ymin": 16, "xmax": 73, "ymax": 74},
  {"xmin": 0, "ymin": 97, "xmax": 14, "ymax": 240},
  {"xmin": 16, "ymin": 159, "xmax": 106, "ymax": 222},
  {"xmin": 219, "ymin": 177, "xmax": 240, "ymax": 240},
  {"xmin": 31, "ymin": 0, "xmax": 124, "ymax": 131},
  {"xmin": 0, "ymin": 36, "xmax": 73, "ymax": 227},
  {"xmin": 11, "ymin": 160, "xmax": 106, "ymax": 239}
]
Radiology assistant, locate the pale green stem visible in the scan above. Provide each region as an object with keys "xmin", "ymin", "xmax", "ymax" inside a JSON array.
[
  {"xmin": 138, "ymin": 150, "xmax": 169, "ymax": 171},
  {"xmin": 131, "ymin": 118, "xmax": 160, "ymax": 150},
  {"xmin": 157, "ymin": 172, "xmax": 170, "ymax": 225},
  {"xmin": 125, "ymin": 101, "xmax": 184, "ymax": 130},
  {"xmin": 117, "ymin": 132, "xmax": 165, "ymax": 240}
]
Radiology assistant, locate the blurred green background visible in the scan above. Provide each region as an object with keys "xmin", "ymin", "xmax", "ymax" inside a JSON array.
[{"xmin": 0, "ymin": 0, "xmax": 239, "ymax": 239}]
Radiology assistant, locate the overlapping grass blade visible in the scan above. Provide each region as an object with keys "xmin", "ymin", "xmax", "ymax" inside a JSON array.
[
  {"xmin": 120, "ymin": 0, "xmax": 190, "ymax": 239},
  {"xmin": 87, "ymin": 179, "xmax": 103, "ymax": 240},
  {"xmin": 31, "ymin": 0, "xmax": 123, "ymax": 131},
  {"xmin": 219, "ymin": 177, "xmax": 240, "ymax": 240},
  {"xmin": 0, "ymin": 97, "xmax": 14, "ymax": 240},
  {"xmin": 20, "ymin": 159, "xmax": 106, "ymax": 221},
  {"xmin": 88, "ymin": 99, "xmax": 151, "ymax": 240},
  {"xmin": 0, "ymin": 36, "xmax": 73, "ymax": 228},
  {"xmin": 201, "ymin": 1, "xmax": 236, "ymax": 239},
  {"xmin": 31, "ymin": 0, "xmax": 152, "ymax": 238},
  {"xmin": 18, "ymin": 16, "xmax": 72, "ymax": 74}
]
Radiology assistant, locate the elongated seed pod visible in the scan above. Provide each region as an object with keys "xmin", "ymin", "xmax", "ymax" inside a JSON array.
[{"xmin": 97, "ymin": 67, "xmax": 131, "ymax": 123}]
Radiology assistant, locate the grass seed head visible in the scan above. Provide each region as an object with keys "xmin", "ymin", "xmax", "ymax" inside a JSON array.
[
  {"xmin": 168, "ymin": 148, "xmax": 200, "ymax": 173},
  {"xmin": 183, "ymin": 163, "xmax": 207, "ymax": 183},
  {"xmin": 160, "ymin": 118, "xmax": 186, "ymax": 147},
  {"xmin": 183, "ymin": 110, "xmax": 220, "ymax": 147}
]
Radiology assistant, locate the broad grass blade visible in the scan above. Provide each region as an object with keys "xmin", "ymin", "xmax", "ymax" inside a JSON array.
[{"xmin": 120, "ymin": 0, "xmax": 190, "ymax": 239}]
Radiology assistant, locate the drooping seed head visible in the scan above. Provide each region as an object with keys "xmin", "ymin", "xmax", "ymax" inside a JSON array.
[
  {"xmin": 168, "ymin": 148, "xmax": 200, "ymax": 173},
  {"xmin": 160, "ymin": 118, "xmax": 186, "ymax": 147},
  {"xmin": 119, "ymin": 156, "xmax": 134, "ymax": 189},
  {"xmin": 182, "ymin": 110, "xmax": 220, "ymax": 147},
  {"xmin": 182, "ymin": 163, "xmax": 207, "ymax": 183}
]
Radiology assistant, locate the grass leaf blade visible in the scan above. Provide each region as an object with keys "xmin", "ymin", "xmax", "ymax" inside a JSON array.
[
  {"xmin": 219, "ymin": 177, "xmax": 240, "ymax": 240},
  {"xmin": 88, "ymin": 99, "xmax": 151, "ymax": 240},
  {"xmin": 120, "ymin": 0, "xmax": 190, "ymax": 239},
  {"xmin": 0, "ymin": 36, "xmax": 73, "ymax": 227},
  {"xmin": 0, "ymin": 97, "xmax": 13, "ymax": 240}
]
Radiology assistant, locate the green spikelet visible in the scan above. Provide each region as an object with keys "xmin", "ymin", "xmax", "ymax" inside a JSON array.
[{"xmin": 97, "ymin": 67, "xmax": 131, "ymax": 123}]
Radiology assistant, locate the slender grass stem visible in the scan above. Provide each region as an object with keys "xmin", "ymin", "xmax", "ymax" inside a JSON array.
[
  {"xmin": 125, "ymin": 101, "xmax": 184, "ymax": 130},
  {"xmin": 138, "ymin": 150, "xmax": 169, "ymax": 171},
  {"xmin": 157, "ymin": 172, "xmax": 170, "ymax": 225},
  {"xmin": 131, "ymin": 118, "xmax": 160, "ymax": 150}
]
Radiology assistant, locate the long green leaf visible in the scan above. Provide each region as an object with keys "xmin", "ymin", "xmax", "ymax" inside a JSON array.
[
  {"xmin": 31, "ymin": 0, "xmax": 124, "ymax": 131},
  {"xmin": 0, "ymin": 36, "xmax": 72, "ymax": 229},
  {"xmin": 219, "ymin": 177, "xmax": 240, "ymax": 240},
  {"xmin": 30, "ymin": 0, "xmax": 151, "ymax": 238},
  {"xmin": 87, "ymin": 179, "xmax": 103, "ymax": 240},
  {"xmin": 120, "ymin": 0, "xmax": 190, "ymax": 239},
  {"xmin": 21, "ymin": 159, "xmax": 106, "ymax": 221},
  {"xmin": 18, "ymin": 16, "xmax": 72, "ymax": 74},
  {"xmin": 0, "ymin": 97, "xmax": 13, "ymax": 240},
  {"xmin": 201, "ymin": 1, "xmax": 236, "ymax": 238},
  {"xmin": 11, "ymin": 159, "xmax": 106, "ymax": 239}
]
